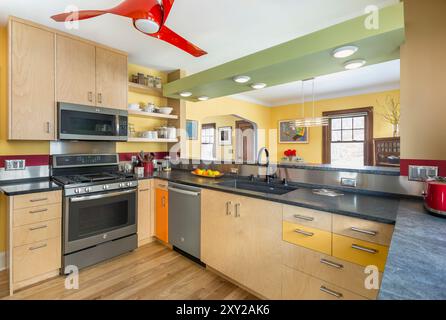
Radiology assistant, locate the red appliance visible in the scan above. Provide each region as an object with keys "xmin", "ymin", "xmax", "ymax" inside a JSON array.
[{"xmin": 424, "ymin": 177, "xmax": 446, "ymax": 216}]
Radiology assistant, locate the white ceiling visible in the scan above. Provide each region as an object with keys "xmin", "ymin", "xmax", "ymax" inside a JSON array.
[
  {"xmin": 233, "ymin": 60, "xmax": 401, "ymax": 107},
  {"xmin": 0, "ymin": 0, "xmax": 398, "ymax": 74},
  {"xmin": 0, "ymin": 0, "xmax": 400, "ymax": 105}
]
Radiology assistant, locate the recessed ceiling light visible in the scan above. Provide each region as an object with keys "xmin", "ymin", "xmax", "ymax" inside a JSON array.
[
  {"xmin": 250, "ymin": 83, "xmax": 267, "ymax": 90},
  {"xmin": 233, "ymin": 75, "xmax": 251, "ymax": 84},
  {"xmin": 344, "ymin": 59, "xmax": 366, "ymax": 70},
  {"xmin": 198, "ymin": 96, "xmax": 209, "ymax": 101},
  {"xmin": 332, "ymin": 46, "xmax": 359, "ymax": 59},
  {"xmin": 179, "ymin": 91, "xmax": 192, "ymax": 97}
]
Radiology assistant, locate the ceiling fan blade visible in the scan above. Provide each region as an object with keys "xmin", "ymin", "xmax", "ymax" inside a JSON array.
[
  {"xmin": 150, "ymin": 26, "xmax": 207, "ymax": 57},
  {"xmin": 162, "ymin": 0, "xmax": 175, "ymax": 22},
  {"xmin": 51, "ymin": 10, "xmax": 107, "ymax": 22}
]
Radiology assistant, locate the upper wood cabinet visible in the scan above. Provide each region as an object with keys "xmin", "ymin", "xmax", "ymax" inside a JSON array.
[
  {"xmin": 56, "ymin": 35, "xmax": 96, "ymax": 106},
  {"xmin": 96, "ymin": 47, "xmax": 128, "ymax": 110},
  {"xmin": 9, "ymin": 21, "xmax": 56, "ymax": 140}
]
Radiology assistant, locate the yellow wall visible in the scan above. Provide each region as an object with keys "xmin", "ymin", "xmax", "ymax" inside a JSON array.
[
  {"xmin": 400, "ymin": 0, "xmax": 446, "ymax": 160},
  {"xmin": 270, "ymin": 90, "xmax": 400, "ymax": 163},
  {"xmin": 185, "ymin": 97, "xmax": 272, "ymax": 160}
]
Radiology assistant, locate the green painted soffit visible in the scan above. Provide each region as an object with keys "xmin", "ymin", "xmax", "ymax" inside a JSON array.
[{"xmin": 163, "ymin": 2, "xmax": 405, "ymax": 102}]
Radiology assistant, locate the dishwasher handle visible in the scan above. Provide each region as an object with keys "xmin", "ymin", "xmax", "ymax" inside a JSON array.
[{"xmin": 168, "ymin": 187, "xmax": 200, "ymax": 197}]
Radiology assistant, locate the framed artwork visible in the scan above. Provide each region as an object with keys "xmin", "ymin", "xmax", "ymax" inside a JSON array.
[
  {"xmin": 186, "ymin": 120, "xmax": 198, "ymax": 140},
  {"xmin": 218, "ymin": 126, "xmax": 232, "ymax": 145},
  {"xmin": 279, "ymin": 120, "xmax": 309, "ymax": 144}
]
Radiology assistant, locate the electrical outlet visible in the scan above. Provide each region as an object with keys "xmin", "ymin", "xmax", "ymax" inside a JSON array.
[
  {"xmin": 409, "ymin": 165, "xmax": 438, "ymax": 181},
  {"xmin": 5, "ymin": 159, "xmax": 26, "ymax": 171},
  {"xmin": 340, "ymin": 177, "xmax": 357, "ymax": 187}
]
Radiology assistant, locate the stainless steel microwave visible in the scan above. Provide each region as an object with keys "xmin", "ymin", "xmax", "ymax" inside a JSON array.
[{"xmin": 58, "ymin": 103, "xmax": 128, "ymax": 141}]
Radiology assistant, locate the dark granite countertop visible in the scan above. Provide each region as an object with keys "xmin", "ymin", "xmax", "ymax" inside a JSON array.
[
  {"xmin": 0, "ymin": 178, "xmax": 62, "ymax": 196},
  {"xmin": 144, "ymin": 171, "xmax": 399, "ymax": 224},
  {"xmin": 379, "ymin": 200, "xmax": 446, "ymax": 300}
]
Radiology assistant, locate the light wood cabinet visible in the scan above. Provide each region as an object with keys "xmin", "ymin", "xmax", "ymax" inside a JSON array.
[
  {"xmin": 96, "ymin": 47, "xmax": 128, "ymax": 110},
  {"xmin": 9, "ymin": 20, "xmax": 56, "ymax": 140},
  {"xmin": 137, "ymin": 180, "xmax": 154, "ymax": 246},
  {"xmin": 201, "ymin": 189, "xmax": 282, "ymax": 299},
  {"xmin": 56, "ymin": 35, "xmax": 96, "ymax": 106},
  {"xmin": 7, "ymin": 190, "xmax": 62, "ymax": 294}
]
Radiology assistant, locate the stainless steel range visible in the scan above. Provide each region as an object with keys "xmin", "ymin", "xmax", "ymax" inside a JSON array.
[{"xmin": 51, "ymin": 154, "xmax": 137, "ymax": 272}]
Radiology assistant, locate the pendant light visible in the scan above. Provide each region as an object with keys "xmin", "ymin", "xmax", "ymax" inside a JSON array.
[{"xmin": 291, "ymin": 78, "xmax": 329, "ymax": 128}]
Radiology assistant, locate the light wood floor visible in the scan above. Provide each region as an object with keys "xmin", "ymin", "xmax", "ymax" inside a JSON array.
[
  {"xmin": 0, "ymin": 269, "xmax": 8, "ymax": 298},
  {"xmin": 3, "ymin": 242, "xmax": 257, "ymax": 300}
]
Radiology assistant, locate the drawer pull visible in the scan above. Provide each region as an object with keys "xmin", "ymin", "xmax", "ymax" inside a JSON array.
[
  {"xmin": 294, "ymin": 229, "xmax": 314, "ymax": 237},
  {"xmin": 234, "ymin": 203, "xmax": 241, "ymax": 218},
  {"xmin": 293, "ymin": 214, "xmax": 314, "ymax": 222},
  {"xmin": 29, "ymin": 198, "xmax": 48, "ymax": 203},
  {"xmin": 351, "ymin": 227, "xmax": 377, "ymax": 236},
  {"xmin": 29, "ymin": 225, "xmax": 48, "ymax": 231},
  {"xmin": 139, "ymin": 189, "xmax": 150, "ymax": 192},
  {"xmin": 29, "ymin": 208, "xmax": 48, "ymax": 214},
  {"xmin": 320, "ymin": 286, "xmax": 343, "ymax": 298},
  {"xmin": 351, "ymin": 244, "xmax": 378, "ymax": 254},
  {"xmin": 226, "ymin": 201, "xmax": 232, "ymax": 216},
  {"xmin": 320, "ymin": 259, "xmax": 344, "ymax": 270},
  {"xmin": 29, "ymin": 243, "xmax": 47, "ymax": 251}
]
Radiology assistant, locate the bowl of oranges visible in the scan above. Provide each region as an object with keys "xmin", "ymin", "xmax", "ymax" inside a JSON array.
[{"xmin": 191, "ymin": 168, "xmax": 224, "ymax": 178}]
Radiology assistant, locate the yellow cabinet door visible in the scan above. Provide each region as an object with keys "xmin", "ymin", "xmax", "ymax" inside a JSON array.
[
  {"xmin": 9, "ymin": 21, "xmax": 56, "ymax": 140},
  {"xmin": 283, "ymin": 221, "xmax": 332, "ymax": 255},
  {"xmin": 56, "ymin": 35, "xmax": 96, "ymax": 106},
  {"xmin": 95, "ymin": 47, "xmax": 128, "ymax": 110},
  {"xmin": 332, "ymin": 234, "xmax": 389, "ymax": 272}
]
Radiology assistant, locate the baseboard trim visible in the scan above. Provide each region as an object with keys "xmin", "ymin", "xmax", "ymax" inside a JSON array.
[{"xmin": 0, "ymin": 251, "xmax": 5, "ymax": 271}]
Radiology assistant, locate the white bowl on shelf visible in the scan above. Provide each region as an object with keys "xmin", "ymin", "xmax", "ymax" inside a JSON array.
[
  {"xmin": 128, "ymin": 103, "xmax": 140, "ymax": 111},
  {"xmin": 158, "ymin": 107, "xmax": 173, "ymax": 115}
]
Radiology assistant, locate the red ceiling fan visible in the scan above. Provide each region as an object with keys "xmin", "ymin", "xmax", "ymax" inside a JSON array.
[{"xmin": 51, "ymin": 0, "xmax": 207, "ymax": 57}]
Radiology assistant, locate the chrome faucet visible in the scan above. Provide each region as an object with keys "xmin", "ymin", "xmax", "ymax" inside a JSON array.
[{"xmin": 257, "ymin": 147, "xmax": 274, "ymax": 183}]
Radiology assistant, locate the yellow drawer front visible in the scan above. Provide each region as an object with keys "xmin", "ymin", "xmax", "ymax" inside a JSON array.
[
  {"xmin": 332, "ymin": 234, "xmax": 389, "ymax": 272},
  {"xmin": 283, "ymin": 221, "xmax": 331, "ymax": 255}
]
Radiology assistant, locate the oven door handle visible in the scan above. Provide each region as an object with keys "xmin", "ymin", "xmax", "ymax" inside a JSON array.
[{"xmin": 70, "ymin": 189, "xmax": 136, "ymax": 202}]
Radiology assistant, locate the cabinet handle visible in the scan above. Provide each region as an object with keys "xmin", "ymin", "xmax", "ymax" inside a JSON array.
[
  {"xmin": 98, "ymin": 93, "xmax": 102, "ymax": 104},
  {"xmin": 294, "ymin": 229, "xmax": 314, "ymax": 237},
  {"xmin": 139, "ymin": 189, "xmax": 150, "ymax": 192},
  {"xmin": 29, "ymin": 198, "xmax": 48, "ymax": 203},
  {"xmin": 29, "ymin": 225, "xmax": 48, "ymax": 231},
  {"xmin": 226, "ymin": 201, "xmax": 232, "ymax": 216},
  {"xmin": 320, "ymin": 286, "xmax": 343, "ymax": 298},
  {"xmin": 293, "ymin": 214, "xmax": 314, "ymax": 222},
  {"xmin": 88, "ymin": 91, "xmax": 93, "ymax": 102},
  {"xmin": 29, "ymin": 208, "xmax": 48, "ymax": 214},
  {"xmin": 320, "ymin": 259, "xmax": 344, "ymax": 270},
  {"xmin": 162, "ymin": 196, "xmax": 166, "ymax": 208},
  {"xmin": 234, "ymin": 203, "xmax": 241, "ymax": 218},
  {"xmin": 29, "ymin": 243, "xmax": 47, "ymax": 251},
  {"xmin": 351, "ymin": 244, "xmax": 378, "ymax": 254},
  {"xmin": 350, "ymin": 227, "xmax": 377, "ymax": 236}
]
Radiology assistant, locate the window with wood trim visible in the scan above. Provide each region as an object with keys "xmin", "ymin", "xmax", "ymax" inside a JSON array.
[{"xmin": 322, "ymin": 107, "xmax": 373, "ymax": 166}]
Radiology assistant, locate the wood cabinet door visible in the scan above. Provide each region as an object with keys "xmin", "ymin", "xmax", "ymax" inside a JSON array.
[
  {"xmin": 95, "ymin": 47, "xmax": 127, "ymax": 110},
  {"xmin": 155, "ymin": 188, "xmax": 168, "ymax": 243},
  {"xmin": 137, "ymin": 180, "xmax": 152, "ymax": 244},
  {"xmin": 56, "ymin": 35, "xmax": 96, "ymax": 106},
  {"xmin": 9, "ymin": 21, "xmax": 56, "ymax": 140},
  {"xmin": 237, "ymin": 195, "xmax": 283, "ymax": 299},
  {"xmin": 201, "ymin": 189, "xmax": 241, "ymax": 282}
]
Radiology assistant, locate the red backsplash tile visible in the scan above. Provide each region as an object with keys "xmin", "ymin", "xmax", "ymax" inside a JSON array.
[
  {"xmin": 0, "ymin": 155, "xmax": 50, "ymax": 168},
  {"xmin": 400, "ymin": 159, "xmax": 446, "ymax": 176}
]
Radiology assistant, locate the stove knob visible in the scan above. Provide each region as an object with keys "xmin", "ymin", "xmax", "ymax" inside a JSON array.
[
  {"xmin": 74, "ymin": 188, "xmax": 80, "ymax": 194},
  {"xmin": 85, "ymin": 187, "xmax": 91, "ymax": 192},
  {"xmin": 119, "ymin": 183, "xmax": 124, "ymax": 188},
  {"xmin": 103, "ymin": 185, "xmax": 109, "ymax": 190},
  {"xmin": 126, "ymin": 182, "xmax": 131, "ymax": 187}
]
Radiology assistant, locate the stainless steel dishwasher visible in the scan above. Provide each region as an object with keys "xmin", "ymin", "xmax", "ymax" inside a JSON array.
[{"xmin": 168, "ymin": 182, "xmax": 201, "ymax": 260}]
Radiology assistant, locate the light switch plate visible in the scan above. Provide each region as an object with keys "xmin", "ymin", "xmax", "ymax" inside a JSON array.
[
  {"xmin": 5, "ymin": 159, "xmax": 26, "ymax": 171},
  {"xmin": 409, "ymin": 165, "xmax": 438, "ymax": 181},
  {"xmin": 340, "ymin": 177, "xmax": 357, "ymax": 187}
]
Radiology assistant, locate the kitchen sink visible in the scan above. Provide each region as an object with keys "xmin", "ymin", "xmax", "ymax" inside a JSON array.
[{"xmin": 217, "ymin": 180, "xmax": 297, "ymax": 195}]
